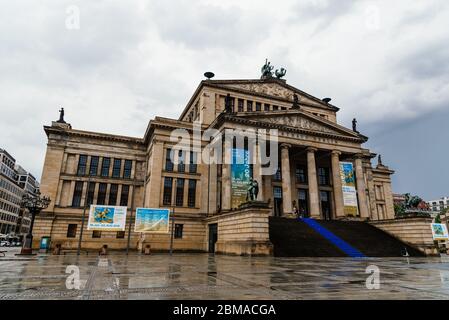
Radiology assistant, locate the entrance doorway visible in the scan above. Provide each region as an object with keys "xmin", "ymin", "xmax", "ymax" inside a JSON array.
[
  {"xmin": 298, "ymin": 189, "xmax": 309, "ymax": 218},
  {"xmin": 320, "ymin": 191, "xmax": 332, "ymax": 220},
  {"xmin": 208, "ymin": 223, "xmax": 218, "ymax": 253},
  {"xmin": 273, "ymin": 187, "xmax": 283, "ymax": 217}
]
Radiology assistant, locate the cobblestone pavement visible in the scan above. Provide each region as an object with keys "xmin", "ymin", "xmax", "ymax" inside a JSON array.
[{"xmin": 1, "ymin": 247, "xmax": 449, "ymax": 300}]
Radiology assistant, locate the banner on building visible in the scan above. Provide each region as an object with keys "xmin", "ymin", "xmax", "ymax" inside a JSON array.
[
  {"xmin": 231, "ymin": 148, "xmax": 252, "ymax": 209},
  {"xmin": 339, "ymin": 162, "xmax": 358, "ymax": 216},
  {"xmin": 87, "ymin": 205, "xmax": 127, "ymax": 231},
  {"xmin": 431, "ymin": 223, "xmax": 449, "ymax": 240},
  {"xmin": 134, "ymin": 208, "xmax": 170, "ymax": 233}
]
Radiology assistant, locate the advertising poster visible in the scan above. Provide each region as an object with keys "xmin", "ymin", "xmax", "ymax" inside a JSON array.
[
  {"xmin": 431, "ymin": 223, "xmax": 449, "ymax": 240},
  {"xmin": 134, "ymin": 208, "xmax": 170, "ymax": 233},
  {"xmin": 339, "ymin": 162, "xmax": 358, "ymax": 216},
  {"xmin": 87, "ymin": 205, "xmax": 127, "ymax": 231},
  {"xmin": 231, "ymin": 148, "xmax": 252, "ymax": 209}
]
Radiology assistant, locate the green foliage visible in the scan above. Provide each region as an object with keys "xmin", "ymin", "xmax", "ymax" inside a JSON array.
[{"xmin": 435, "ymin": 214, "xmax": 441, "ymax": 224}]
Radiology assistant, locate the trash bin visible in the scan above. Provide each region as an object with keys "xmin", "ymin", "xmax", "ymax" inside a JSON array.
[{"xmin": 39, "ymin": 236, "xmax": 51, "ymax": 253}]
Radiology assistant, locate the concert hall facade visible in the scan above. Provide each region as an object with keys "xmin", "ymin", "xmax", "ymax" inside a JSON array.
[{"xmin": 33, "ymin": 69, "xmax": 395, "ymax": 255}]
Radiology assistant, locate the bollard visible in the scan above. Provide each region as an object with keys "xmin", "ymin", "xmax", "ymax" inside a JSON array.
[{"xmin": 144, "ymin": 244, "xmax": 151, "ymax": 255}]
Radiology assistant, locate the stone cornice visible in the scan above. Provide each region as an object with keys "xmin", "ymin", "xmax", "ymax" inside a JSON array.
[{"xmin": 209, "ymin": 113, "xmax": 367, "ymax": 143}]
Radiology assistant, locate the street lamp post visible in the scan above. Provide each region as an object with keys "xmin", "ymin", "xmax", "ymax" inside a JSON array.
[{"xmin": 19, "ymin": 190, "xmax": 51, "ymax": 255}]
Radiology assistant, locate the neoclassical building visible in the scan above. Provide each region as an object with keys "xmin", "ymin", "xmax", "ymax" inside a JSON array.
[{"xmin": 34, "ymin": 70, "xmax": 395, "ymax": 255}]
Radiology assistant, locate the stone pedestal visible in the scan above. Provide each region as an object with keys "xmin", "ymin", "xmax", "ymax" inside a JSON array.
[{"xmin": 208, "ymin": 202, "xmax": 273, "ymax": 256}]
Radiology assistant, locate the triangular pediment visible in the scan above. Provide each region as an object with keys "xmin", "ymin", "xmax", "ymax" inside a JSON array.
[
  {"xmin": 211, "ymin": 79, "xmax": 337, "ymax": 111},
  {"xmin": 236, "ymin": 111, "xmax": 364, "ymax": 140}
]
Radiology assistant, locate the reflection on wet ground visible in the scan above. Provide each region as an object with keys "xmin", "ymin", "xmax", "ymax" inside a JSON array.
[{"xmin": 1, "ymin": 247, "xmax": 449, "ymax": 300}]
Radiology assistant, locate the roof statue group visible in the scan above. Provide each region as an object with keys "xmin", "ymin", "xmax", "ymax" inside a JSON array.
[{"xmin": 261, "ymin": 59, "xmax": 286, "ymax": 80}]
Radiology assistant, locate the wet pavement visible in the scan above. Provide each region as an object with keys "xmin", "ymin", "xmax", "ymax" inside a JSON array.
[{"xmin": 1, "ymin": 247, "xmax": 449, "ymax": 300}]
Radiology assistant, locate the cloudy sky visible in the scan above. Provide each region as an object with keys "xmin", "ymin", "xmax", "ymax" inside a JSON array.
[{"xmin": 1, "ymin": 0, "xmax": 448, "ymax": 200}]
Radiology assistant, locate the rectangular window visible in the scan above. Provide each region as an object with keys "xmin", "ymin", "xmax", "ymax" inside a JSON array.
[
  {"xmin": 67, "ymin": 224, "xmax": 77, "ymax": 238},
  {"xmin": 163, "ymin": 177, "xmax": 173, "ymax": 205},
  {"xmin": 247, "ymin": 101, "xmax": 253, "ymax": 112},
  {"xmin": 189, "ymin": 152, "xmax": 197, "ymax": 173},
  {"xmin": 238, "ymin": 99, "xmax": 244, "ymax": 112},
  {"xmin": 101, "ymin": 157, "xmax": 111, "ymax": 177},
  {"xmin": 92, "ymin": 230, "xmax": 101, "ymax": 238},
  {"xmin": 295, "ymin": 166, "xmax": 307, "ymax": 184},
  {"xmin": 273, "ymin": 105, "xmax": 279, "ymax": 110},
  {"xmin": 178, "ymin": 150, "xmax": 185, "ymax": 173},
  {"xmin": 273, "ymin": 187, "xmax": 282, "ymax": 199},
  {"xmin": 116, "ymin": 231, "xmax": 125, "ymax": 239},
  {"xmin": 298, "ymin": 189, "xmax": 309, "ymax": 217},
  {"xmin": 187, "ymin": 179, "xmax": 196, "ymax": 208},
  {"xmin": 165, "ymin": 148, "xmax": 174, "ymax": 172},
  {"xmin": 77, "ymin": 155, "xmax": 87, "ymax": 176},
  {"xmin": 256, "ymin": 102, "xmax": 261, "ymax": 111},
  {"xmin": 71, "ymin": 181, "xmax": 84, "ymax": 207},
  {"xmin": 123, "ymin": 160, "xmax": 132, "ymax": 179},
  {"xmin": 97, "ymin": 183, "xmax": 107, "ymax": 205},
  {"xmin": 86, "ymin": 182, "xmax": 95, "ymax": 206},
  {"xmin": 175, "ymin": 178, "xmax": 185, "ymax": 206},
  {"xmin": 108, "ymin": 184, "xmax": 118, "ymax": 205},
  {"xmin": 120, "ymin": 185, "xmax": 130, "ymax": 206},
  {"xmin": 112, "ymin": 159, "xmax": 122, "ymax": 178},
  {"xmin": 264, "ymin": 104, "xmax": 270, "ymax": 111},
  {"xmin": 174, "ymin": 224, "xmax": 183, "ymax": 239},
  {"xmin": 89, "ymin": 156, "xmax": 99, "ymax": 176},
  {"xmin": 318, "ymin": 167, "xmax": 330, "ymax": 186}
]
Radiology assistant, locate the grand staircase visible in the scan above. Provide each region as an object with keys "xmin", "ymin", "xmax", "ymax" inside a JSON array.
[{"xmin": 269, "ymin": 217, "xmax": 424, "ymax": 257}]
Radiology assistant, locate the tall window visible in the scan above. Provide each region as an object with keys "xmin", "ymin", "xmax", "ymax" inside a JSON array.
[
  {"xmin": 89, "ymin": 156, "xmax": 99, "ymax": 176},
  {"xmin": 112, "ymin": 159, "xmax": 122, "ymax": 178},
  {"xmin": 264, "ymin": 104, "xmax": 270, "ymax": 111},
  {"xmin": 273, "ymin": 105, "xmax": 279, "ymax": 111},
  {"xmin": 165, "ymin": 148, "xmax": 174, "ymax": 172},
  {"xmin": 72, "ymin": 181, "xmax": 84, "ymax": 207},
  {"xmin": 86, "ymin": 182, "xmax": 95, "ymax": 206},
  {"xmin": 238, "ymin": 99, "xmax": 244, "ymax": 112},
  {"xmin": 123, "ymin": 160, "xmax": 132, "ymax": 179},
  {"xmin": 163, "ymin": 177, "xmax": 173, "ymax": 205},
  {"xmin": 97, "ymin": 183, "xmax": 107, "ymax": 205},
  {"xmin": 188, "ymin": 179, "xmax": 196, "ymax": 208},
  {"xmin": 295, "ymin": 165, "xmax": 307, "ymax": 184},
  {"xmin": 178, "ymin": 150, "xmax": 185, "ymax": 173},
  {"xmin": 247, "ymin": 101, "xmax": 253, "ymax": 112},
  {"xmin": 189, "ymin": 152, "xmax": 197, "ymax": 173},
  {"xmin": 175, "ymin": 178, "xmax": 185, "ymax": 206},
  {"xmin": 256, "ymin": 102, "xmax": 261, "ymax": 111},
  {"xmin": 108, "ymin": 184, "xmax": 118, "ymax": 205},
  {"xmin": 77, "ymin": 155, "xmax": 87, "ymax": 176},
  {"xmin": 120, "ymin": 185, "xmax": 129, "ymax": 206},
  {"xmin": 318, "ymin": 167, "xmax": 330, "ymax": 186},
  {"xmin": 67, "ymin": 224, "xmax": 77, "ymax": 238},
  {"xmin": 175, "ymin": 224, "xmax": 183, "ymax": 239},
  {"xmin": 101, "ymin": 157, "xmax": 110, "ymax": 177}
]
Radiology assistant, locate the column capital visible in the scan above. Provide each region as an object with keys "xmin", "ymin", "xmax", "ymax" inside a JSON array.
[
  {"xmin": 306, "ymin": 146, "xmax": 318, "ymax": 153},
  {"xmin": 355, "ymin": 153, "xmax": 365, "ymax": 159},
  {"xmin": 280, "ymin": 143, "xmax": 291, "ymax": 149},
  {"xmin": 331, "ymin": 150, "xmax": 341, "ymax": 156}
]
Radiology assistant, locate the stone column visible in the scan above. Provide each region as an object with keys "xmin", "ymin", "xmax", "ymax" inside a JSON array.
[
  {"xmin": 331, "ymin": 151, "xmax": 345, "ymax": 218},
  {"xmin": 252, "ymin": 142, "xmax": 263, "ymax": 201},
  {"xmin": 307, "ymin": 147, "xmax": 321, "ymax": 218},
  {"xmin": 355, "ymin": 155, "xmax": 369, "ymax": 219},
  {"xmin": 280, "ymin": 144, "xmax": 292, "ymax": 216},
  {"xmin": 221, "ymin": 136, "xmax": 232, "ymax": 211}
]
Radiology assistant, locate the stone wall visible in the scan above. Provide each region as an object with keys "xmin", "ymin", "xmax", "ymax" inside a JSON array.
[
  {"xmin": 208, "ymin": 205, "xmax": 273, "ymax": 256},
  {"xmin": 370, "ymin": 217, "xmax": 437, "ymax": 255}
]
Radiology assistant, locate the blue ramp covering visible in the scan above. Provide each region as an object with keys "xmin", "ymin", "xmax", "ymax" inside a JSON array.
[{"xmin": 301, "ymin": 218, "xmax": 365, "ymax": 258}]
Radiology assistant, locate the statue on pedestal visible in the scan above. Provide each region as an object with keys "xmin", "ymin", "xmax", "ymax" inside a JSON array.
[{"xmin": 57, "ymin": 107, "xmax": 66, "ymax": 123}]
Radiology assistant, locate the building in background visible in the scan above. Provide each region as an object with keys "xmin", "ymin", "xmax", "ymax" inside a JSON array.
[
  {"xmin": 0, "ymin": 148, "xmax": 39, "ymax": 239},
  {"xmin": 427, "ymin": 196, "xmax": 449, "ymax": 212}
]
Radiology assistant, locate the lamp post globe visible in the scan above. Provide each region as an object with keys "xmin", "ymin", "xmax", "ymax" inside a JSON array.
[{"xmin": 19, "ymin": 190, "xmax": 51, "ymax": 255}]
